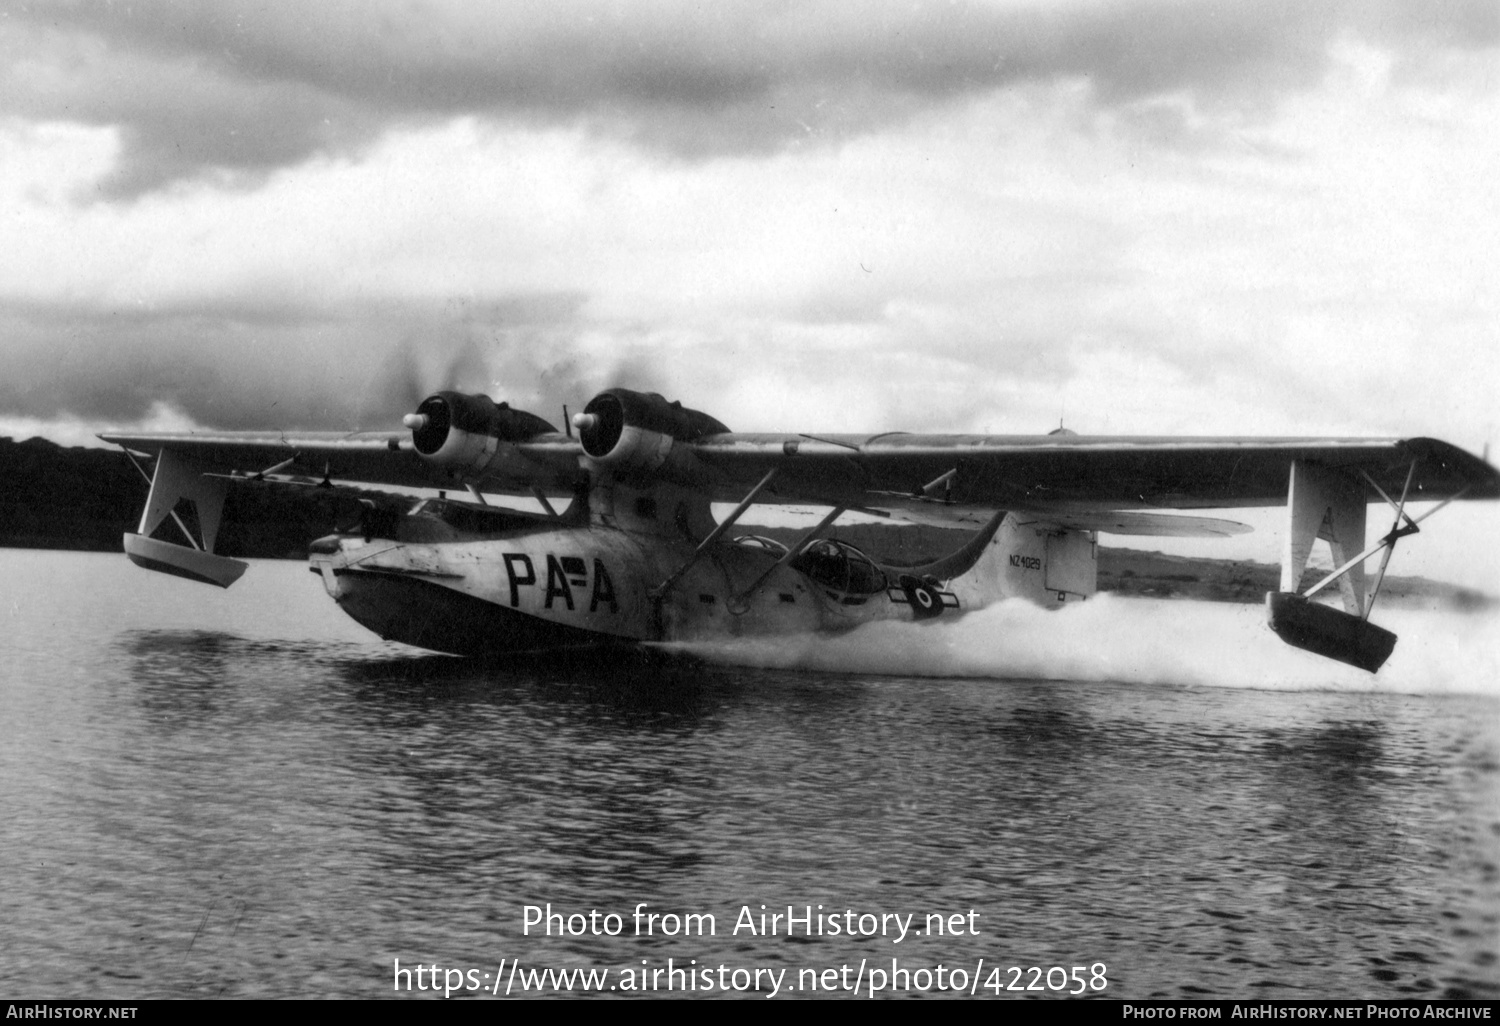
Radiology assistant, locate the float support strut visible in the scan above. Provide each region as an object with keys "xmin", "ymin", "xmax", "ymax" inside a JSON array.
[{"xmin": 1302, "ymin": 481, "xmax": 1463, "ymax": 607}]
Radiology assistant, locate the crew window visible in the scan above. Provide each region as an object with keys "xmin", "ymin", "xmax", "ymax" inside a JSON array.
[{"xmin": 789, "ymin": 539, "xmax": 887, "ymax": 595}]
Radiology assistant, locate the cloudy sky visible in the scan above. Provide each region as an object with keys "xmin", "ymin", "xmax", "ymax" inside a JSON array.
[{"xmin": 4, "ymin": 1, "xmax": 1497, "ymax": 579}]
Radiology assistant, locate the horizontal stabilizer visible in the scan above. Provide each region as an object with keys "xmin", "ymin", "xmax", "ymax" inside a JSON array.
[
  {"xmin": 1022, "ymin": 510, "xmax": 1252, "ymax": 537},
  {"xmin": 123, "ymin": 533, "xmax": 248, "ymax": 589},
  {"xmin": 1265, "ymin": 591, "xmax": 1396, "ymax": 673}
]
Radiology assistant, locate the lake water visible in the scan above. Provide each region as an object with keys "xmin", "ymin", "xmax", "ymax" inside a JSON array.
[{"xmin": 1, "ymin": 550, "xmax": 1497, "ymax": 999}]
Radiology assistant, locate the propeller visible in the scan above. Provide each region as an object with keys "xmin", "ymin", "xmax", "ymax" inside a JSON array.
[{"xmin": 369, "ymin": 336, "xmax": 496, "ymax": 422}]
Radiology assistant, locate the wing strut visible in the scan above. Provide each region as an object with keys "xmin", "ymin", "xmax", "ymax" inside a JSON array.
[
  {"xmin": 649, "ymin": 468, "xmax": 779, "ymax": 600},
  {"xmin": 919, "ymin": 468, "xmax": 957, "ymax": 502},
  {"xmin": 120, "ymin": 447, "xmax": 249, "ymax": 588},
  {"xmin": 1358, "ymin": 464, "xmax": 1418, "ymax": 619},
  {"xmin": 121, "ymin": 448, "xmax": 202, "ymax": 553},
  {"xmin": 530, "ymin": 487, "xmax": 558, "ymax": 518},
  {"xmin": 253, "ymin": 457, "xmax": 297, "ymax": 481},
  {"xmin": 729, "ymin": 503, "xmax": 846, "ymax": 613},
  {"xmin": 1267, "ymin": 459, "xmax": 1466, "ymax": 672},
  {"xmin": 1300, "ymin": 478, "xmax": 1464, "ymax": 611}
]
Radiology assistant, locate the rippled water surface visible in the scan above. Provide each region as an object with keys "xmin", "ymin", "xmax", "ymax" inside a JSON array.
[{"xmin": 2, "ymin": 551, "xmax": 1497, "ymax": 999}]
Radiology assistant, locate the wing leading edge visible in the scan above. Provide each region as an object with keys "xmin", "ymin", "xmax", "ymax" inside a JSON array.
[
  {"xmin": 97, "ymin": 429, "xmax": 584, "ymax": 494},
  {"xmin": 687, "ymin": 434, "xmax": 1498, "ymax": 518},
  {"xmin": 99, "ymin": 429, "xmax": 1498, "ymax": 519}
]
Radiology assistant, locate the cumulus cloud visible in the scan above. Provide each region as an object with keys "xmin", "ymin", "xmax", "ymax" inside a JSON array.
[
  {"xmin": 0, "ymin": 295, "xmax": 602, "ymax": 431},
  {"xmin": 5, "ymin": 0, "xmax": 1495, "ymax": 196},
  {"xmin": 0, "ymin": 0, "xmax": 1495, "ymax": 461}
]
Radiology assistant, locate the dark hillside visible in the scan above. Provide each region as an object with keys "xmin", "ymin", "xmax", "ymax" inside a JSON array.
[
  {"xmin": 0, "ymin": 437, "xmax": 359, "ymax": 559},
  {"xmin": 2, "ymin": 437, "xmax": 1491, "ymax": 609}
]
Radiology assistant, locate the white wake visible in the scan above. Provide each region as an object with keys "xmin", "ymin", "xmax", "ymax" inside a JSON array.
[{"xmin": 662, "ymin": 594, "xmax": 1500, "ymax": 695}]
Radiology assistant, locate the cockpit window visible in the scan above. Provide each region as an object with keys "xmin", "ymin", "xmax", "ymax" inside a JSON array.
[
  {"xmin": 789, "ymin": 538, "xmax": 887, "ymax": 595},
  {"xmin": 732, "ymin": 535, "xmax": 790, "ymax": 556}
]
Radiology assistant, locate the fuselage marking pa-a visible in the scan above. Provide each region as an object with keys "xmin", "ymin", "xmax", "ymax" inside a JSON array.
[{"xmin": 502, "ymin": 552, "xmax": 620, "ymax": 613}]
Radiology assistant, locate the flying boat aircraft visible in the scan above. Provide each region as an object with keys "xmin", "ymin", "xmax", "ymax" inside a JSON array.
[{"xmin": 100, "ymin": 388, "xmax": 1500, "ymax": 673}]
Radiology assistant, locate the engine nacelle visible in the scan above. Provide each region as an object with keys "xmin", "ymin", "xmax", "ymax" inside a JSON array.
[
  {"xmin": 403, "ymin": 391, "xmax": 556, "ymax": 477},
  {"xmin": 572, "ymin": 389, "xmax": 729, "ymax": 475}
]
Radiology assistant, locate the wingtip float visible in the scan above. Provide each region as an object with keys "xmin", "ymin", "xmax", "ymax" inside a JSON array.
[{"xmin": 101, "ymin": 387, "xmax": 1500, "ymax": 673}]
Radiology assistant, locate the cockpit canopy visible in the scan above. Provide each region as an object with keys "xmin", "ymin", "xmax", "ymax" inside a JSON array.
[
  {"xmin": 788, "ymin": 538, "xmax": 888, "ymax": 595},
  {"xmin": 732, "ymin": 535, "xmax": 789, "ymax": 556}
]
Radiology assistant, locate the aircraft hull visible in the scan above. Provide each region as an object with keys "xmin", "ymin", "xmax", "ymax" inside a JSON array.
[
  {"xmin": 318, "ymin": 566, "xmax": 624, "ymax": 655},
  {"xmin": 304, "ymin": 506, "xmax": 1094, "ymax": 657}
]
